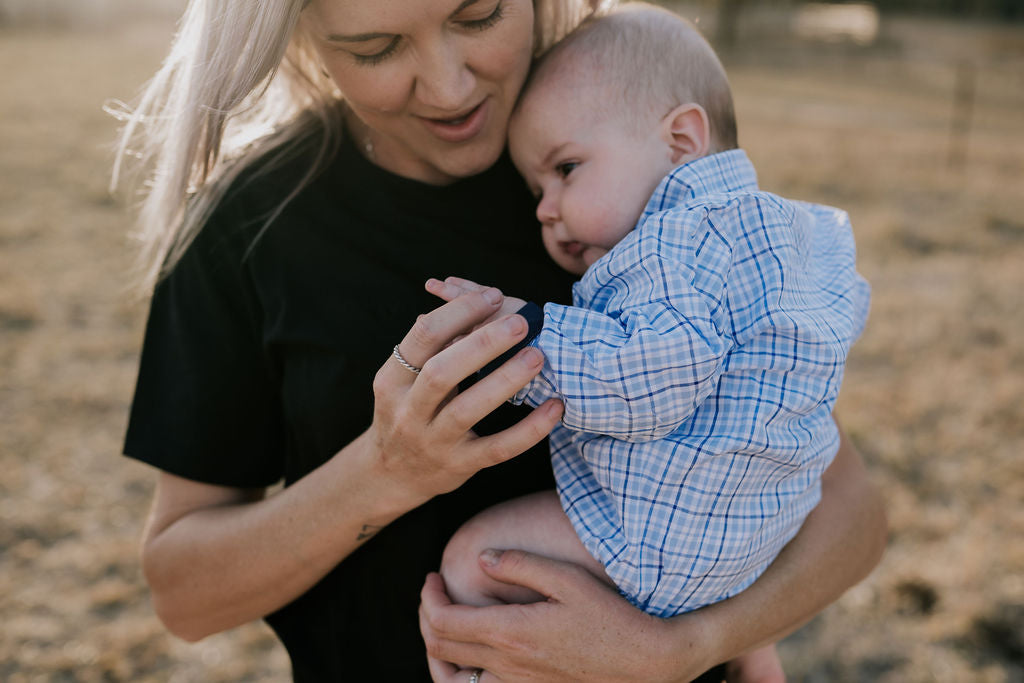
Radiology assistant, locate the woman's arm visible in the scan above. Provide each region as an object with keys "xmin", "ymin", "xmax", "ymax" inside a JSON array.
[
  {"xmin": 140, "ymin": 289, "xmax": 564, "ymax": 642},
  {"xmin": 419, "ymin": 427, "xmax": 887, "ymax": 682}
]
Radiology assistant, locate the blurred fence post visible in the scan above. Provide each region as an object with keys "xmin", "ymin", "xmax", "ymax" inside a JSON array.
[
  {"xmin": 947, "ymin": 60, "xmax": 976, "ymax": 170},
  {"xmin": 715, "ymin": 0, "xmax": 744, "ymax": 51}
]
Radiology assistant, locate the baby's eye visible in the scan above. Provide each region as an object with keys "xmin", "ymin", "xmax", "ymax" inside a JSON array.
[{"xmin": 555, "ymin": 161, "xmax": 578, "ymax": 178}]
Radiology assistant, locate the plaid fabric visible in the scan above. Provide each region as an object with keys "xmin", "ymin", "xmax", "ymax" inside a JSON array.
[{"xmin": 514, "ymin": 150, "xmax": 870, "ymax": 617}]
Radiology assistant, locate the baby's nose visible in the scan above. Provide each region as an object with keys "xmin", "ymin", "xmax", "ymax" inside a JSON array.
[{"xmin": 536, "ymin": 195, "xmax": 559, "ymax": 224}]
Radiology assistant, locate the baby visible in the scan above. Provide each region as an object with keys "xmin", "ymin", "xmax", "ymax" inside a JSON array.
[{"xmin": 429, "ymin": 3, "xmax": 870, "ymax": 679}]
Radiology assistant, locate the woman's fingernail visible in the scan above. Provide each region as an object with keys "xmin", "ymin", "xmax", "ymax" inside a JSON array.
[
  {"xmin": 503, "ymin": 315, "xmax": 525, "ymax": 334},
  {"xmin": 484, "ymin": 288, "xmax": 502, "ymax": 305},
  {"xmin": 480, "ymin": 549, "xmax": 502, "ymax": 566},
  {"xmin": 516, "ymin": 347, "xmax": 541, "ymax": 365}
]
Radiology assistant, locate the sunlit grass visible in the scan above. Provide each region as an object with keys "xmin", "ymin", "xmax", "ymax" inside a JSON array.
[{"xmin": 1, "ymin": 8, "xmax": 1022, "ymax": 682}]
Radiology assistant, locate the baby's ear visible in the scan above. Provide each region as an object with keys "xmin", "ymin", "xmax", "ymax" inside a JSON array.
[{"xmin": 660, "ymin": 104, "xmax": 711, "ymax": 164}]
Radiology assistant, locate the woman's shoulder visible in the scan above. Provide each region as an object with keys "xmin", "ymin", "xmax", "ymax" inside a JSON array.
[
  {"xmin": 171, "ymin": 114, "xmax": 343, "ymax": 273},
  {"xmin": 216, "ymin": 117, "xmax": 340, "ymax": 226}
]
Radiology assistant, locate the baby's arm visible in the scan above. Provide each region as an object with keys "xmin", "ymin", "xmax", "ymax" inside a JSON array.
[{"xmin": 429, "ymin": 260, "xmax": 728, "ymax": 442}]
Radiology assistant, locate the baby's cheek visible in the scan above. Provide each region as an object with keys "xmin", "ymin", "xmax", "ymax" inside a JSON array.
[
  {"xmin": 540, "ymin": 227, "xmax": 559, "ymax": 260},
  {"xmin": 539, "ymin": 229, "xmax": 583, "ymax": 275},
  {"xmin": 582, "ymin": 247, "xmax": 609, "ymax": 269}
]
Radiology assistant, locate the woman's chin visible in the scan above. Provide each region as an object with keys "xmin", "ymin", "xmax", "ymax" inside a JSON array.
[{"xmin": 437, "ymin": 140, "xmax": 508, "ymax": 181}]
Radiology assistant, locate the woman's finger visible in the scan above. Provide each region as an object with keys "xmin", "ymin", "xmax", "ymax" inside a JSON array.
[
  {"xmin": 420, "ymin": 573, "xmax": 514, "ymax": 648},
  {"xmin": 419, "ymin": 634, "xmax": 491, "ymax": 679},
  {"xmin": 426, "ymin": 655, "xmax": 496, "ymax": 683},
  {"xmin": 475, "ymin": 549, "xmax": 595, "ymax": 602},
  {"xmin": 395, "ymin": 288, "xmax": 504, "ymax": 371},
  {"xmin": 425, "ymin": 652, "xmax": 459, "ymax": 681},
  {"xmin": 461, "ymin": 398, "xmax": 563, "ymax": 469},
  {"xmin": 425, "ymin": 278, "xmax": 476, "ymax": 303},
  {"xmin": 420, "ymin": 574, "xmax": 497, "ymax": 672},
  {"xmin": 426, "ymin": 340, "xmax": 541, "ymax": 427},
  {"xmin": 443, "ymin": 276, "xmax": 488, "ymax": 292},
  {"xmin": 405, "ymin": 314, "xmax": 531, "ymax": 419},
  {"xmin": 420, "ymin": 572, "xmax": 500, "ymax": 646}
]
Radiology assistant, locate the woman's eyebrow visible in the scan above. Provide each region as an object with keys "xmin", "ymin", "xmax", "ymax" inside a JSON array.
[
  {"xmin": 324, "ymin": 0, "xmax": 484, "ymax": 43},
  {"xmin": 450, "ymin": 0, "xmax": 484, "ymax": 15},
  {"xmin": 325, "ymin": 31, "xmax": 392, "ymax": 43}
]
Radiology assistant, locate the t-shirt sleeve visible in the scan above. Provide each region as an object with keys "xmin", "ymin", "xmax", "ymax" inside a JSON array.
[{"xmin": 123, "ymin": 220, "xmax": 285, "ymax": 487}]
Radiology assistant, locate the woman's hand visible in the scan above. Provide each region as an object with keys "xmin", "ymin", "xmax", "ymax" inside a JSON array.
[
  {"xmin": 420, "ymin": 552, "xmax": 706, "ymax": 683},
  {"xmin": 419, "ymin": 429, "xmax": 887, "ymax": 681},
  {"xmin": 369, "ymin": 285, "xmax": 561, "ymax": 506}
]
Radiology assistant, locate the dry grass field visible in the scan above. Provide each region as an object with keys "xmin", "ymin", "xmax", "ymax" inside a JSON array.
[{"xmin": 1, "ymin": 5, "xmax": 1022, "ymax": 682}]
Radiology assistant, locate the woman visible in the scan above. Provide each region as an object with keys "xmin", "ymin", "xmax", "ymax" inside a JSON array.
[{"xmin": 115, "ymin": 0, "xmax": 886, "ymax": 680}]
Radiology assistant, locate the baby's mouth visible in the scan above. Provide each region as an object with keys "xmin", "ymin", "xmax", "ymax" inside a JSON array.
[{"xmin": 559, "ymin": 240, "xmax": 585, "ymax": 256}]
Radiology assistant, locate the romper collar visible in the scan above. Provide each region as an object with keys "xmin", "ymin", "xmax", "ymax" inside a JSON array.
[{"xmin": 641, "ymin": 149, "xmax": 759, "ymax": 219}]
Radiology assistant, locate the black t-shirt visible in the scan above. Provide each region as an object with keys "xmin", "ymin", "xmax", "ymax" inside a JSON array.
[{"xmin": 124, "ymin": 131, "xmax": 575, "ymax": 680}]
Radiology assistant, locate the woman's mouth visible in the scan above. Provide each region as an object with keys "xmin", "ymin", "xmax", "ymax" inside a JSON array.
[{"xmin": 418, "ymin": 100, "xmax": 489, "ymax": 143}]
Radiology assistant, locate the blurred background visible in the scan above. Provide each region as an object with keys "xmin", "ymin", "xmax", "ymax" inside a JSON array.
[{"xmin": 1, "ymin": 0, "xmax": 1022, "ymax": 680}]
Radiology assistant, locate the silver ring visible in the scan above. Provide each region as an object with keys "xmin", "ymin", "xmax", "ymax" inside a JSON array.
[
  {"xmin": 468, "ymin": 670, "xmax": 483, "ymax": 683},
  {"xmin": 392, "ymin": 344, "xmax": 421, "ymax": 375}
]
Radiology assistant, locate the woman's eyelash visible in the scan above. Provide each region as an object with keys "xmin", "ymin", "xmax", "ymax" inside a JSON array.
[
  {"xmin": 352, "ymin": 37, "xmax": 400, "ymax": 66},
  {"xmin": 462, "ymin": 2, "xmax": 504, "ymax": 30},
  {"xmin": 350, "ymin": 2, "xmax": 503, "ymax": 66}
]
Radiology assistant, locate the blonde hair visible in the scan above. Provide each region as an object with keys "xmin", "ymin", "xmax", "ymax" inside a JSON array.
[
  {"xmin": 525, "ymin": 2, "xmax": 738, "ymax": 152},
  {"xmin": 113, "ymin": 0, "xmax": 608, "ymax": 292}
]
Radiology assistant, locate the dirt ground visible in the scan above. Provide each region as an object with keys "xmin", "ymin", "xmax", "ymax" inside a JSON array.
[{"xmin": 1, "ymin": 7, "xmax": 1022, "ymax": 683}]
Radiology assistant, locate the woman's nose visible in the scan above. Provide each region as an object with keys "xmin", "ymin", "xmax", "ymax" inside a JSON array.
[{"xmin": 413, "ymin": 38, "xmax": 475, "ymax": 111}]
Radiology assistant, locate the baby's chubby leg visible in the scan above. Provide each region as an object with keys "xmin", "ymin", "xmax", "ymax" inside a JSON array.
[
  {"xmin": 442, "ymin": 492, "xmax": 787, "ymax": 683},
  {"xmin": 726, "ymin": 645, "xmax": 786, "ymax": 683},
  {"xmin": 440, "ymin": 490, "xmax": 613, "ymax": 606}
]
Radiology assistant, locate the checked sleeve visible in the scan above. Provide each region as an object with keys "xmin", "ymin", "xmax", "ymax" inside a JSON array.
[{"xmin": 512, "ymin": 228, "xmax": 732, "ymax": 441}]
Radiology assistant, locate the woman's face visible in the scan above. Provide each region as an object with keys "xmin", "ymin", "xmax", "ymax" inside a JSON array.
[{"xmin": 303, "ymin": 0, "xmax": 536, "ymax": 185}]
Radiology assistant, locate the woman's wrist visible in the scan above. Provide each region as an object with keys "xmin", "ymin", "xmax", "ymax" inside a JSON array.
[
  {"xmin": 604, "ymin": 606, "xmax": 720, "ymax": 682},
  {"xmin": 657, "ymin": 609, "xmax": 722, "ymax": 682},
  {"xmin": 338, "ymin": 427, "xmax": 434, "ymax": 524}
]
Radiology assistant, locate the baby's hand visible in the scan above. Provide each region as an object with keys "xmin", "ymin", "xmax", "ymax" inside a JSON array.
[{"xmin": 426, "ymin": 277, "xmax": 527, "ymax": 324}]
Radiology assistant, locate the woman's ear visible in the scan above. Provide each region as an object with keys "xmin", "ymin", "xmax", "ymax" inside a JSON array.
[{"xmin": 659, "ymin": 103, "xmax": 711, "ymax": 165}]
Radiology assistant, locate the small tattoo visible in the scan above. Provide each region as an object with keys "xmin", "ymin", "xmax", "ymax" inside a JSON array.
[{"xmin": 357, "ymin": 524, "xmax": 384, "ymax": 542}]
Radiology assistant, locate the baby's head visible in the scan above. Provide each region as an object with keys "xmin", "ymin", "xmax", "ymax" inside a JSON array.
[{"xmin": 509, "ymin": 2, "xmax": 737, "ymax": 275}]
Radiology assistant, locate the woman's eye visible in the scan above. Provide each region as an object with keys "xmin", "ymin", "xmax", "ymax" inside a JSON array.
[
  {"xmin": 556, "ymin": 161, "xmax": 578, "ymax": 178},
  {"xmin": 351, "ymin": 37, "xmax": 400, "ymax": 66},
  {"xmin": 460, "ymin": 1, "xmax": 504, "ymax": 30}
]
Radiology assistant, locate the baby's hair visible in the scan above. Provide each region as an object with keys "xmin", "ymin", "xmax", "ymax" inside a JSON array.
[{"xmin": 526, "ymin": 2, "xmax": 738, "ymax": 152}]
